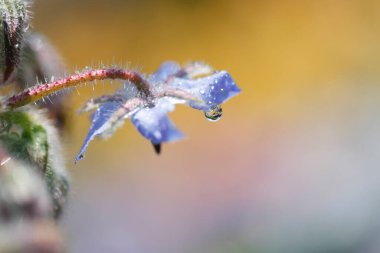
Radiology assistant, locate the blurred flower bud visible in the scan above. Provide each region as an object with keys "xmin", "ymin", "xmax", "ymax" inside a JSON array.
[
  {"xmin": 0, "ymin": 147, "xmax": 52, "ymax": 221},
  {"xmin": 0, "ymin": 108, "xmax": 69, "ymax": 218},
  {"xmin": 0, "ymin": 0, "xmax": 29, "ymax": 84},
  {"xmin": 16, "ymin": 32, "xmax": 68, "ymax": 130},
  {"xmin": 0, "ymin": 220, "xmax": 64, "ymax": 253}
]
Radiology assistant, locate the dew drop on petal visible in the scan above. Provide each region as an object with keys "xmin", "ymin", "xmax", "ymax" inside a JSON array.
[{"xmin": 205, "ymin": 105, "xmax": 222, "ymax": 122}]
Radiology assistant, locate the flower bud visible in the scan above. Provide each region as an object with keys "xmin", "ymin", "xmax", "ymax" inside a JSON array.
[
  {"xmin": 0, "ymin": 147, "xmax": 52, "ymax": 221},
  {"xmin": 0, "ymin": 0, "xmax": 29, "ymax": 84},
  {"xmin": 0, "ymin": 108, "xmax": 69, "ymax": 218}
]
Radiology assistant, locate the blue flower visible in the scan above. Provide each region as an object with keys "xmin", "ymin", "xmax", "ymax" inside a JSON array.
[{"xmin": 75, "ymin": 61, "xmax": 241, "ymax": 162}]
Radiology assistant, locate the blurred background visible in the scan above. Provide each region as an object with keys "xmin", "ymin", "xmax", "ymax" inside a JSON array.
[{"xmin": 31, "ymin": 0, "xmax": 380, "ymax": 252}]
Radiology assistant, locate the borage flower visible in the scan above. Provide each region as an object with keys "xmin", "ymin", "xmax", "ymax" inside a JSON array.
[
  {"xmin": 5, "ymin": 61, "xmax": 240, "ymax": 162},
  {"xmin": 75, "ymin": 61, "xmax": 240, "ymax": 162}
]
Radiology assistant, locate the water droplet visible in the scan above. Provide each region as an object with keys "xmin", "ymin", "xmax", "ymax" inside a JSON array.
[
  {"xmin": 200, "ymin": 90, "xmax": 205, "ymax": 95},
  {"xmin": 205, "ymin": 105, "xmax": 222, "ymax": 122}
]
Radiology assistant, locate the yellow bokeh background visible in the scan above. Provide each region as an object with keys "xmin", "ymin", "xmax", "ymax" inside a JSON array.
[{"xmin": 31, "ymin": 0, "xmax": 380, "ymax": 252}]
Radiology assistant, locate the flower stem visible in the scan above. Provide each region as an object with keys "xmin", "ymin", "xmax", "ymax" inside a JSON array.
[{"xmin": 6, "ymin": 68, "xmax": 152, "ymax": 109}]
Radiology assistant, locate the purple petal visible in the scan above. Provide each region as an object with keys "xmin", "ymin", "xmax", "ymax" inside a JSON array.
[
  {"xmin": 131, "ymin": 99, "xmax": 183, "ymax": 144},
  {"xmin": 149, "ymin": 61, "xmax": 181, "ymax": 84},
  {"xmin": 170, "ymin": 71, "xmax": 241, "ymax": 110},
  {"xmin": 75, "ymin": 101, "xmax": 121, "ymax": 162}
]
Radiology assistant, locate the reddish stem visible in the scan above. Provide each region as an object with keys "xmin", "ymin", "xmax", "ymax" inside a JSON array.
[{"xmin": 6, "ymin": 68, "xmax": 152, "ymax": 109}]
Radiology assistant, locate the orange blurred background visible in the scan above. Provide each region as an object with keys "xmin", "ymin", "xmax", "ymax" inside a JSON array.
[{"xmin": 32, "ymin": 0, "xmax": 380, "ymax": 252}]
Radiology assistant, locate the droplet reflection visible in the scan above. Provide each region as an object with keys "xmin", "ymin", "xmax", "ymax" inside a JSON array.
[{"xmin": 205, "ymin": 105, "xmax": 222, "ymax": 122}]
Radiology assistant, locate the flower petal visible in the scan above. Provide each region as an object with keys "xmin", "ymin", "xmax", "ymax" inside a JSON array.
[
  {"xmin": 75, "ymin": 101, "xmax": 121, "ymax": 162},
  {"xmin": 170, "ymin": 71, "xmax": 241, "ymax": 110},
  {"xmin": 131, "ymin": 99, "xmax": 183, "ymax": 144},
  {"xmin": 149, "ymin": 61, "xmax": 181, "ymax": 84},
  {"xmin": 76, "ymin": 97, "xmax": 145, "ymax": 162}
]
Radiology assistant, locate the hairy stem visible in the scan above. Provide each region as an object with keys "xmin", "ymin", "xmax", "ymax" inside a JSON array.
[{"xmin": 6, "ymin": 68, "xmax": 152, "ymax": 109}]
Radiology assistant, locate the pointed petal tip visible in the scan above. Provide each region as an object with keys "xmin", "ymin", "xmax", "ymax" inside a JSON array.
[
  {"xmin": 232, "ymin": 82, "xmax": 242, "ymax": 93},
  {"xmin": 74, "ymin": 153, "xmax": 84, "ymax": 164},
  {"xmin": 168, "ymin": 130, "xmax": 185, "ymax": 142},
  {"xmin": 152, "ymin": 142, "xmax": 161, "ymax": 155}
]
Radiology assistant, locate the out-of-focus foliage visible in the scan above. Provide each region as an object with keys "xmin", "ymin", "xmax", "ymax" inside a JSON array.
[
  {"xmin": 0, "ymin": 1, "xmax": 69, "ymax": 252},
  {"xmin": 0, "ymin": 109, "xmax": 69, "ymax": 218},
  {"xmin": 0, "ymin": 0, "xmax": 28, "ymax": 84},
  {"xmin": 16, "ymin": 32, "xmax": 68, "ymax": 130},
  {"xmin": 0, "ymin": 147, "xmax": 64, "ymax": 253}
]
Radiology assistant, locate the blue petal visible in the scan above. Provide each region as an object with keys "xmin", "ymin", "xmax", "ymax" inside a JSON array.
[
  {"xmin": 75, "ymin": 101, "xmax": 121, "ymax": 162},
  {"xmin": 149, "ymin": 61, "xmax": 181, "ymax": 84},
  {"xmin": 131, "ymin": 99, "xmax": 183, "ymax": 144},
  {"xmin": 170, "ymin": 71, "xmax": 241, "ymax": 110}
]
